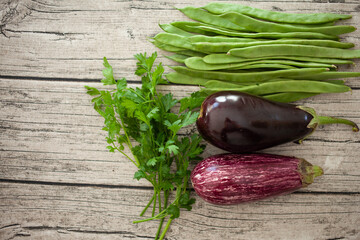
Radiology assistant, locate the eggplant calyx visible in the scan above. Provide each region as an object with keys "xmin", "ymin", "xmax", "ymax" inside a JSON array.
[
  {"xmin": 297, "ymin": 106, "xmax": 319, "ymax": 130},
  {"xmin": 302, "ymin": 165, "xmax": 324, "ymax": 187},
  {"xmin": 295, "ymin": 106, "xmax": 319, "ymax": 144},
  {"xmin": 299, "ymin": 158, "xmax": 324, "ymax": 187}
]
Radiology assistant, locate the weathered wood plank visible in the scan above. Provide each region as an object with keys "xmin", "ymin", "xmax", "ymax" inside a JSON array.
[
  {"xmin": 1, "ymin": 1, "xmax": 360, "ymax": 239},
  {"xmin": 1, "ymin": 79, "xmax": 359, "ymax": 192},
  {"xmin": 0, "ymin": 0, "xmax": 359, "ymax": 84},
  {"xmin": 0, "ymin": 182, "xmax": 359, "ymax": 240}
]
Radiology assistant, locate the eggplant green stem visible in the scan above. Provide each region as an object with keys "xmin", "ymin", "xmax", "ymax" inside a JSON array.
[
  {"xmin": 318, "ymin": 116, "xmax": 359, "ymax": 132},
  {"xmin": 296, "ymin": 106, "xmax": 359, "ymax": 144}
]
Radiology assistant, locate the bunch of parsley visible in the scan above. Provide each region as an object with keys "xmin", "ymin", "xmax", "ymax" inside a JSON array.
[{"xmin": 85, "ymin": 52, "xmax": 205, "ymax": 239}]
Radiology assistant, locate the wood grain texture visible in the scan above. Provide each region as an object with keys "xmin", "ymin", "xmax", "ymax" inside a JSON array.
[
  {"xmin": 0, "ymin": 78, "xmax": 359, "ymax": 193},
  {"xmin": 0, "ymin": 0, "xmax": 359, "ymax": 82},
  {"xmin": 0, "ymin": 182, "xmax": 359, "ymax": 240},
  {"xmin": 1, "ymin": 0, "xmax": 360, "ymax": 239}
]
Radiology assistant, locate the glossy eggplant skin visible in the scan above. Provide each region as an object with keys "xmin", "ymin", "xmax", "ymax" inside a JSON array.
[
  {"xmin": 196, "ymin": 91, "xmax": 314, "ymax": 153},
  {"xmin": 191, "ymin": 153, "xmax": 323, "ymax": 205}
]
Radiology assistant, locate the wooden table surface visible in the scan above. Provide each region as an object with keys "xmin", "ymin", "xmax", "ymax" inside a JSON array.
[{"xmin": 1, "ymin": 0, "xmax": 360, "ymax": 239}]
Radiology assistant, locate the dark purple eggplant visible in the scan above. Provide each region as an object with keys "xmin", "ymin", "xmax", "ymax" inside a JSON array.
[
  {"xmin": 196, "ymin": 91, "xmax": 358, "ymax": 153},
  {"xmin": 191, "ymin": 153, "xmax": 323, "ymax": 205}
]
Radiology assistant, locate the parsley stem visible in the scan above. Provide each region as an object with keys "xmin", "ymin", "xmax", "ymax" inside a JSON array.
[
  {"xmin": 152, "ymin": 190, "xmax": 157, "ymax": 217},
  {"xmin": 133, "ymin": 210, "xmax": 167, "ymax": 223},
  {"xmin": 159, "ymin": 218, "xmax": 173, "ymax": 240},
  {"xmin": 155, "ymin": 218, "xmax": 165, "ymax": 240},
  {"xmin": 154, "ymin": 191, "xmax": 164, "ymax": 240},
  {"xmin": 116, "ymin": 111, "xmax": 139, "ymax": 167},
  {"xmin": 164, "ymin": 191, "xmax": 169, "ymax": 208},
  {"xmin": 158, "ymin": 191, "xmax": 162, "ymax": 214},
  {"xmin": 92, "ymin": 53, "xmax": 204, "ymax": 240},
  {"xmin": 117, "ymin": 148, "xmax": 138, "ymax": 167},
  {"xmin": 155, "ymin": 190, "xmax": 169, "ymax": 240},
  {"xmin": 140, "ymin": 193, "xmax": 155, "ymax": 217},
  {"xmin": 129, "ymin": 88, "xmax": 147, "ymax": 101}
]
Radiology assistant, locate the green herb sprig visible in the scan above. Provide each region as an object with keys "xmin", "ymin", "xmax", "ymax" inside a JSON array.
[{"xmin": 85, "ymin": 52, "xmax": 206, "ymax": 239}]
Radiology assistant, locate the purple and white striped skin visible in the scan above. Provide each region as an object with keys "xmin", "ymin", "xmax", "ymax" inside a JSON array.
[{"xmin": 191, "ymin": 153, "xmax": 323, "ymax": 205}]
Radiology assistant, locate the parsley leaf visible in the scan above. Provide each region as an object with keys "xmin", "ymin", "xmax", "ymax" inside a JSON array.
[
  {"xmin": 85, "ymin": 52, "xmax": 205, "ymax": 239},
  {"xmin": 102, "ymin": 57, "xmax": 116, "ymax": 85}
]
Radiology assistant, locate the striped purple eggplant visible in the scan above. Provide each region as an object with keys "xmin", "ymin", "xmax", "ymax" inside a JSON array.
[{"xmin": 191, "ymin": 153, "xmax": 323, "ymax": 205}]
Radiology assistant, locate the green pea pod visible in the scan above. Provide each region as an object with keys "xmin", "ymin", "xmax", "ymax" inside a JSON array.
[
  {"xmin": 203, "ymin": 2, "xmax": 352, "ymax": 24},
  {"xmin": 203, "ymin": 54, "xmax": 353, "ymax": 65},
  {"xmin": 229, "ymin": 44, "xmax": 360, "ymax": 59},
  {"xmin": 171, "ymin": 66, "xmax": 329, "ymax": 83}
]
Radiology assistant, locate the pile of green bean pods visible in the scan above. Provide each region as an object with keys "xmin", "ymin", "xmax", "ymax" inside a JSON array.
[{"xmin": 151, "ymin": 3, "xmax": 360, "ymax": 102}]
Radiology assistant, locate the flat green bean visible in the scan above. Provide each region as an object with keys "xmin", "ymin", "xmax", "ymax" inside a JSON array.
[
  {"xmin": 151, "ymin": 40, "xmax": 207, "ymax": 57},
  {"xmin": 171, "ymin": 21, "xmax": 338, "ymax": 40},
  {"xmin": 176, "ymin": 50, "xmax": 207, "ymax": 57},
  {"xmin": 290, "ymin": 72, "xmax": 360, "ymax": 80},
  {"xmin": 184, "ymin": 57, "xmax": 333, "ymax": 71},
  {"xmin": 201, "ymin": 78, "xmax": 303, "ymax": 88},
  {"xmin": 178, "ymin": 7, "xmax": 249, "ymax": 32},
  {"xmin": 153, "ymin": 33, "xmax": 197, "ymax": 51},
  {"xmin": 229, "ymin": 63, "xmax": 297, "ymax": 70},
  {"xmin": 279, "ymin": 78, "xmax": 345, "ymax": 85},
  {"xmin": 220, "ymin": 12, "xmax": 355, "ymax": 36},
  {"xmin": 166, "ymin": 72, "xmax": 258, "ymax": 86},
  {"xmin": 171, "ymin": 66, "xmax": 328, "ymax": 82},
  {"xmin": 166, "ymin": 54, "xmax": 190, "ymax": 63},
  {"xmin": 166, "ymin": 72, "xmax": 210, "ymax": 85},
  {"xmin": 159, "ymin": 23, "xmax": 194, "ymax": 37},
  {"xmin": 192, "ymin": 25, "xmax": 340, "ymax": 40},
  {"xmin": 281, "ymin": 22, "xmax": 335, "ymax": 28},
  {"xmin": 203, "ymin": 54, "xmax": 353, "ymax": 65},
  {"xmin": 150, "ymin": 40, "xmax": 186, "ymax": 52},
  {"xmin": 171, "ymin": 21, "xmax": 217, "ymax": 35},
  {"xmin": 166, "ymin": 73, "xmax": 346, "ymax": 91},
  {"xmin": 188, "ymin": 35, "xmax": 261, "ymax": 43},
  {"xmin": 202, "ymin": 80, "xmax": 350, "ymax": 95},
  {"xmin": 203, "ymin": 2, "xmax": 352, "ymax": 24},
  {"xmin": 191, "ymin": 39, "xmax": 353, "ymax": 53},
  {"xmin": 262, "ymin": 92, "xmax": 319, "ymax": 102},
  {"xmin": 229, "ymin": 44, "xmax": 360, "ymax": 59}
]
